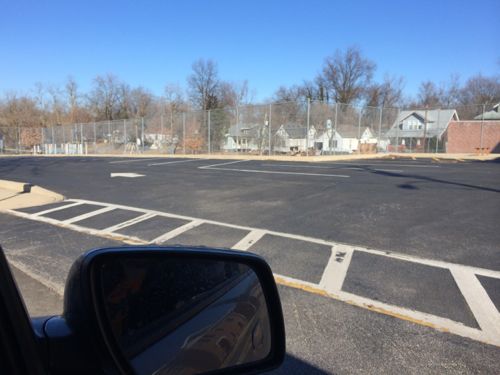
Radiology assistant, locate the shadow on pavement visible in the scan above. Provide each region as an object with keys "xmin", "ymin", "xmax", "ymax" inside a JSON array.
[
  {"xmin": 368, "ymin": 169, "xmax": 500, "ymax": 193},
  {"xmin": 270, "ymin": 354, "xmax": 332, "ymax": 374}
]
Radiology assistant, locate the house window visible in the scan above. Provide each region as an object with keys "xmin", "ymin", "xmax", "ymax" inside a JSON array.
[{"xmin": 329, "ymin": 139, "xmax": 337, "ymax": 148}]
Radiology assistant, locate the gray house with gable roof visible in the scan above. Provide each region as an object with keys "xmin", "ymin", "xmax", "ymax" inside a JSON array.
[{"xmin": 385, "ymin": 109, "xmax": 459, "ymax": 151}]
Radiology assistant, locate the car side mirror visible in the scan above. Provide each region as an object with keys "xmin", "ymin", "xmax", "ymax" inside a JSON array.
[{"xmin": 46, "ymin": 247, "xmax": 285, "ymax": 375}]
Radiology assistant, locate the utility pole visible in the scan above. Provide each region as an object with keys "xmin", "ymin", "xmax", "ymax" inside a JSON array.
[
  {"xmin": 306, "ymin": 98, "xmax": 310, "ymax": 156},
  {"xmin": 422, "ymin": 106, "xmax": 428, "ymax": 153}
]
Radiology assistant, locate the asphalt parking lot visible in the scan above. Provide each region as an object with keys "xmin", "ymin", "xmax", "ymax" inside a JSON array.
[{"xmin": 1, "ymin": 155, "xmax": 499, "ymax": 373}]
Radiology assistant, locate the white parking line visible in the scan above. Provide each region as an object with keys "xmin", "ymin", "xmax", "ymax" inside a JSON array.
[
  {"xmin": 450, "ymin": 267, "xmax": 500, "ymax": 340},
  {"xmin": 4, "ymin": 198, "xmax": 500, "ymax": 347},
  {"xmin": 328, "ymin": 162, "xmax": 441, "ymax": 168},
  {"xmin": 150, "ymin": 220, "xmax": 204, "ymax": 243},
  {"xmin": 102, "ymin": 212, "xmax": 156, "ymax": 233},
  {"xmin": 62, "ymin": 206, "xmax": 115, "ymax": 224},
  {"xmin": 199, "ymin": 159, "xmax": 250, "ymax": 169},
  {"xmin": 32, "ymin": 201, "xmax": 84, "ymax": 217},
  {"xmin": 319, "ymin": 245, "xmax": 354, "ymax": 293},
  {"xmin": 109, "ymin": 158, "xmax": 157, "ymax": 164},
  {"xmin": 265, "ymin": 164, "xmax": 403, "ymax": 173},
  {"xmin": 148, "ymin": 159, "xmax": 200, "ymax": 166},
  {"xmin": 232, "ymin": 229, "xmax": 266, "ymax": 251},
  {"xmin": 201, "ymin": 167, "xmax": 350, "ymax": 178}
]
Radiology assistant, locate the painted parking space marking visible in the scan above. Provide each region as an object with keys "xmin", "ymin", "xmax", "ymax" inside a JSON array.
[
  {"xmin": 200, "ymin": 166, "xmax": 350, "ymax": 178},
  {"xmin": 150, "ymin": 219, "xmax": 204, "ymax": 243},
  {"xmin": 109, "ymin": 158, "xmax": 157, "ymax": 164},
  {"xmin": 232, "ymin": 229, "xmax": 266, "ymax": 251},
  {"xmin": 110, "ymin": 172, "xmax": 145, "ymax": 178},
  {"xmin": 263, "ymin": 164, "xmax": 404, "ymax": 173},
  {"xmin": 3, "ymin": 198, "xmax": 500, "ymax": 347},
  {"xmin": 320, "ymin": 244, "xmax": 354, "ymax": 293},
  {"xmin": 32, "ymin": 201, "xmax": 83, "ymax": 217},
  {"xmin": 148, "ymin": 159, "xmax": 201, "ymax": 166},
  {"xmin": 198, "ymin": 159, "xmax": 251, "ymax": 169},
  {"xmin": 61, "ymin": 206, "xmax": 115, "ymax": 224},
  {"xmin": 101, "ymin": 212, "xmax": 156, "ymax": 233}
]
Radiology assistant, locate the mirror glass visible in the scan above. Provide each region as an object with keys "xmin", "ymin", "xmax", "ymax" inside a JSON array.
[{"xmin": 94, "ymin": 255, "xmax": 272, "ymax": 375}]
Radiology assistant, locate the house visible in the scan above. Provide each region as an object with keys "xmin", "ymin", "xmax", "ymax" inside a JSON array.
[
  {"xmin": 273, "ymin": 124, "xmax": 317, "ymax": 153},
  {"xmin": 315, "ymin": 125, "xmax": 377, "ymax": 154},
  {"xmin": 223, "ymin": 124, "xmax": 266, "ymax": 152},
  {"xmin": 385, "ymin": 109, "xmax": 459, "ymax": 151},
  {"xmin": 474, "ymin": 103, "xmax": 500, "ymax": 120}
]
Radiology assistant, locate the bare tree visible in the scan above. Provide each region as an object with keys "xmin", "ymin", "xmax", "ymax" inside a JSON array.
[
  {"xmin": 129, "ymin": 87, "xmax": 153, "ymax": 118},
  {"xmin": 88, "ymin": 74, "xmax": 122, "ymax": 120},
  {"xmin": 365, "ymin": 75, "xmax": 404, "ymax": 108},
  {"xmin": 417, "ymin": 81, "xmax": 442, "ymax": 108},
  {"xmin": 164, "ymin": 83, "xmax": 185, "ymax": 112},
  {"xmin": 438, "ymin": 74, "xmax": 461, "ymax": 108},
  {"xmin": 321, "ymin": 46, "xmax": 376, "ymax": 104},
  {"xmin": 218, "ymin": 80, "xmax": 252, "ymax": 108},
  {"xmin": 273, "ymin": 85, "xmax": 303, "ymax": 102},
  {"xmin": 47, "ymin": 85, "xmax": 65, "ymax": 125},
  {"xmin": 459, "ymin": 74, "xmax": 500, "ymax": 107},
  {"xmin": 187, "ymin": 59, "xmax": 220, "ymax": 110},
  {"xmin": 65, "ymin": 76, "xmax": 79, "ymax": 122}
]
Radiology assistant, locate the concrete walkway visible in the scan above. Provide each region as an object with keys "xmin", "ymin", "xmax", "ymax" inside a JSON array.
[{"xmin": 0, "ymin": 180, "xmax": 64, "ymax": 210}]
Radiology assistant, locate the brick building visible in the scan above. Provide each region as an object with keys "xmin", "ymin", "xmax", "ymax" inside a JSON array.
[{"xmin": 443, "ymin": 121, "xmax": 500, "ymax": 153}]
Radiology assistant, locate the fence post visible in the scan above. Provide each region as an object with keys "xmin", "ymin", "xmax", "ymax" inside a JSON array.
[
  {"xmin": 235, "ymin": 106, "xmax": 239, "ymax": 153},
  {"xmin": 51, "ymin": 126, "xmax": 55, "ymax": 154},
  {"xmin": 41, "ymin": 127, "xmax": 45, "ymax": 154},
  {"xmin": 93, "ymin": 122, "xmax": 97, "ymax": 152},
  {"xmin": 480, "ymin": 104, "xmax": 485, "ymax": 154},
  {"xmin": 334, "ymin": 103, "xmax": 338, "ymax": 155},
  {"xmin": 123, "ymin": 119, "xmax": 126, "ymax": 144},
  {"xmin": 208, "ymin": 110, "xmax": 211, "ymax": 155},
  {"xmin": 436, "ymin": 109, "xmax": 441, "ymax": 153},
  {"xmin": 108, "ymin": 120, "xmax": 111, "ymax": 144},
  {"xmin": 17, "ymin": 126, "xmax": 20, "ymax": 154},
  {"xmin": 182, "ymin": 112, "xmax": 186, "ymax": 154},
  {"xmin": 357, "ymin": 109, "xmax": 362, "ymax": 154},
  {"xmin": 170, "ymin": 110, "xmax": 173, "ymax": 135},
  {"xmin": 395, "ymin": 108, "xmax": 400, "ymax": 153},
  {"xmin": 160, "ymin": 114, "xmax": 164, "ymax": 136},
  {"xmin": 141, "ymin": 117, "xmax": 145, "ymax": 152},
  {"xmin": 80, "ymin": 123, "xmax": 83, "ymax": 155},
  {"xmin": 269, "ymin": 103, "xmax": 272, "ymax": 156},
  {"xmin": 306, "ymin": 98, "xmax": 310, "ymax": 156},
  {"xmin": 378, "ymin": 106, "xmax": 383, "ymax": 151}
]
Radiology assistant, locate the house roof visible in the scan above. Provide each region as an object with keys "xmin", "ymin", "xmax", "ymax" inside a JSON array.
[
  {"xmin": 385, "ymin": 109, "xmax": 458, "ymax": 138},
  {"xmin": 226, "ymin": 124, "xmax": 262, "ymax": 138},
  {"xmin": 316, "ymin": 125, "xmax": 375, "ymax": 139},
  {"xmin": 279, "ymin": 124, "xmax": 314, "ymax": 139},
  {"xmin": 334, "ymin": 124, "xmax": 362, "ymax": 138},
  {"xmin": 474, "ymin": 111, "xmax": 500, "ymax": 120},
  {"xmin": 474, "ymin": 104, "xmax": 500, "ymax": 120}
]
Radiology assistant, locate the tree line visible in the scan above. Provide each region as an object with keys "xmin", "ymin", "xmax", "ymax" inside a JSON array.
[{"xmin": 1, "ymin": 46, "xmax": 499, "ymax": 129}]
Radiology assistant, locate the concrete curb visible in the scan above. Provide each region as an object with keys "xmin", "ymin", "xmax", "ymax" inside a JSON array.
[{"xmin": 0, "ymin": 179, "xmax": 65, "ymax": 201}]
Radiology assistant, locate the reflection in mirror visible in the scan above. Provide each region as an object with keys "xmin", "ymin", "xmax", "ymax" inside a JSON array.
[{"xmin": 96, "ymin": 256, "xmax": 272, "ymax": 375}]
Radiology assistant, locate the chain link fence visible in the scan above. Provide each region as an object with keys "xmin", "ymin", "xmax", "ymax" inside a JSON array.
[{"xmin": 1, "ymin": 101, "xmax": 498, "ymax": 156}]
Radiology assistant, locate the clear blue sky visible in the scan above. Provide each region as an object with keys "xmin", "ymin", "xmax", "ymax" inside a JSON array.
[{"xmin": 1, "ymin": 0, "xmax": 499, "ymax": 101}]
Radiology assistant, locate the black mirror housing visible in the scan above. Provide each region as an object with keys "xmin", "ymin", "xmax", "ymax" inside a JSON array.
[{"xmin": 56, "ymin": 246, "xmax": 285, "ymax": 375}]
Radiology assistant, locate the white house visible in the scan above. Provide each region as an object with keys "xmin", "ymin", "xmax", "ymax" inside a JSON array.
[
  {"xmin": 314, "ymin": 125, "xmax": 376, "ymax": 153},
  {"xmin": 274, "ymin": 124, "xmax": 317, "ymax": 153},
  {"xmin": 223, "ymin": 124, "xmax": 266, "ymax": 152}
]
